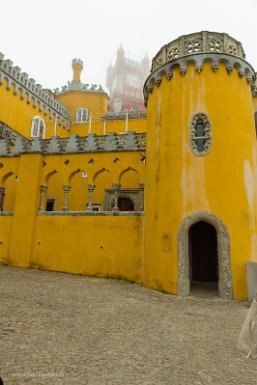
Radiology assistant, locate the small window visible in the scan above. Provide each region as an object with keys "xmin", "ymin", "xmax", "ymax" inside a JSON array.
[
  {"xmin": 76, "ymin": 108, "xmax": 89, "ymax": 123},
  {"xmin": 190, "ymin": 112, "xmax": 211, "ymax": 156},
  {"xmin": 46, "ymin": 198, "xmax": 56, "ymax": 211},
  {"xmin": 31, "ymin": 116, "xmax": 45, "ymax": 138}
]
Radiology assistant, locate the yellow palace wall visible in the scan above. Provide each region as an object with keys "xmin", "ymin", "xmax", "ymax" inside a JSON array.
[{"xmin": 0, "ymin": 151, "xmax": 145, "ymax": 282}]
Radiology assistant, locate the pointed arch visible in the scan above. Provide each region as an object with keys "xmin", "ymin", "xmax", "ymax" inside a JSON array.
[
  {"xmin": 68, "ymin": 168, "xmax": 83, "ymax": 184},
  {"xmin": 1, "ymin": 171, "xmax": 14, "ymax": 186},
  {"xmin": 118, "ymin": 167, "xmax": 139, "ymax": 186},
  {"xmin": 44, "ymin": 169, "xmax": 58, "ymax": 186},
  {"xmin": 177, "ymin": 211, "xmax": 233, "ymax": 299},
  {"xmin": 93, "ymin": 168, "xmax": 111, "ymax": 184}
]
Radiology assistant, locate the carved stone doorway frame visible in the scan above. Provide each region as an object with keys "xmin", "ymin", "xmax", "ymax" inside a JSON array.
[{"xmin": 177, "ymin": 211, "xmax": 233, "ymax": 299}]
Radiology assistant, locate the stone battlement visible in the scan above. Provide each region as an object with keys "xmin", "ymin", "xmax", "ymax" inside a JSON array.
[{"xmin": 0, "ymin": 52, "xmax": 70, "ymax": 124}]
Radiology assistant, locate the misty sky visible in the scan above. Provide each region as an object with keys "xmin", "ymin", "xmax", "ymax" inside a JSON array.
[{"xmin": 0, "ymin": 0, "xmax": 256, "ymax": 91}]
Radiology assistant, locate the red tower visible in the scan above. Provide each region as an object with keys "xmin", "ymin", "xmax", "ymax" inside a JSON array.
[{"xmin": 106, "ymin": 44, "xmax": 150, "ymax": 112}]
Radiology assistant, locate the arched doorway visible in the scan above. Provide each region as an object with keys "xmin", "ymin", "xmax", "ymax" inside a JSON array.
[
  {"xmin": 189, "ymin": 221, "xmax": 218, "ymax": 285},
  {"xmin": 177, "ymin": 211, "xmax": 233, "ymax": 299},
  {"xmin": 118, "ymin": 197, "xmax": 134, "ymax": 211}
]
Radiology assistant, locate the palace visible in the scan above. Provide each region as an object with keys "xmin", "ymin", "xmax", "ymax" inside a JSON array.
[{"xmin": 0, "ymin": 31, "xmax": 257, "ymax": 300}]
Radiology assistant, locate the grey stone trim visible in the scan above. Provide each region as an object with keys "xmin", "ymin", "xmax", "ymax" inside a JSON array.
[
  {"xmin": 189, "ymin": 112, "xmax": 212, "ymax": 156},
  {"xmin": 0, "ymin": 52, "xmax": 70, "ymax": 123},
  {"xmin": 37, "ymin": 211, "xmax": 144, "ymax": 216},
  {"xmin": 12, "ymin": 137, "xmax": 27, "ymax": 156},
  {"xmin": 54, "ymin": 82, "xmax": 105, "ymax": 95},
  {"xmin": 177, "ymin": 211, "xmax": 233, "ymax": 299},
  {"xmin": 104, "ymin": 132, "xmax": 118, "ymax": 151},
  {"xmin": 151, "ymin": 32, "xmax": 245, "ymax": 73},
  {"xmin": 48, "ymin": 136, "xmax": 62, "ymax": 153},
  {"xmin": 0, "ymin": 139, "xmax": 10, "ymax": 156},
  {"xmin": 0, "ymin": 132, "xmax": 146, "ymax": 157},
  {"xmin": 0, "ymin": 211, "xmax": 13, "ymax": 216},
  {"xmin": 65, "ymin": 135, "xmax": 81, "ymax": 153},
  {"xmin": 30, "ymin": 137, "xmax": 44, "ymax": 153},
  {"xmin": 87, "ymin": 134, "xmax": 100, "ymax": 151},
  {"xmin": 144, "ymin": 53, "xmax": 255, "ymax": 105}
]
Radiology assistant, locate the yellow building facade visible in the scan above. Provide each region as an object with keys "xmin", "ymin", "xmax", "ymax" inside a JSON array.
[{"xmin": 0, "ymin": 31, "xmax": 257, "ymax": 300}]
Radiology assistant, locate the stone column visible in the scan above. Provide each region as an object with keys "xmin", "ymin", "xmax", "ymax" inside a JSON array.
[
  {"xmin": 62, "ymin": 185, "xmax": 71, "ymax": 211},
  {"xmin": 139, "ymin": 183, "xmax": 144, "ymax": 211},
  {"xmin": 86, "ymin": 184, "xmax": 95, "ymax": 211},
  {"xmin": 112, "ymin": 183, "xmax": 120, "ymax": 212},
  {"xmin": 38, "ymin": 185, "xmax": 48, "ymax": 212},
  {"xmin": 0, "ymin": 187, "xmax": 6, "ymax": 211}
]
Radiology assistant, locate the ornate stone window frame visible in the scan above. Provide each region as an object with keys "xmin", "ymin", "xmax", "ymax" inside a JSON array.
[
  {"xmin": 189, "ymin": 112, "xmax": 212, "ymax": 156},
  {"xmin": 177, "ymin": 211, "xmax": 233, "ymax": 299}
]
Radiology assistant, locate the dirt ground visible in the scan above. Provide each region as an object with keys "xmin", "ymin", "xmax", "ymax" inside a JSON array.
[{"xmin": 0, "ymin": 265, "xmax": 256, "ymax": 385}]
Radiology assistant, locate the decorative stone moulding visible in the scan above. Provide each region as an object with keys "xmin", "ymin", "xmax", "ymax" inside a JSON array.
[
  {"xmin": 144, "ymin": 32, "xmax": 256, "ymax": 105},
  {"xmin": 151, "ymin": 31, "xmax": 245, "ymax": 72},
  {"xmin": 0, "ymin": 132, "xmax": 146, "ymax": 157},
  {"xmin": 54, "ymin": 82, "xmax": 105, "ymax": 95},
  {"xmin": 0, "ymin": 52, "xmax": 70, "ymax": 125},
  {"xmin": 251, "ymin": 75, "xmax": 257, "ymax": 97}
]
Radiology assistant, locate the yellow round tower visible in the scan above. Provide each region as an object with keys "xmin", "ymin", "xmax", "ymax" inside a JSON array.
[{"xmin": 143, "ymin": 31, "xmax": 257, "ymax": 300}]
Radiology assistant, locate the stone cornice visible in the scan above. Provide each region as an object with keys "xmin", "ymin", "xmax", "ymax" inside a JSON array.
[
  {"xmin": 0, "ymin": 53, "xmax": 70, "ymax": 125},
  {"xmin": 143, "ymin": 53, "xmax": 255, "ymax": 106},
  {"xmin": 0, "ymin": 132, "xmax": 146, "ymax": 156}
]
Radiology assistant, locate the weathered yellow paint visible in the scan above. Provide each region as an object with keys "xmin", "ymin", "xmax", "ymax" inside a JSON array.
[
  {"xmin": 0, "ymin": 79, "xmax": 68, "ymax": 138},
  {"xmin": 56, "ymin": 91, "xmax": 108, "ymax": 125},
  {"xmin": 8, "ymin": 154, "xmax": 42, "ymax": 267},
  {"xmin": 143, "ymin": 62, "xmax": 257, "ymax": 300},
  {"xmin": 30, "ymin": 216, "xmax": 143, "ymax": 282},
  {"xmin": 0, "ymin": 217, "xmax": 13, "ymax": 264}
]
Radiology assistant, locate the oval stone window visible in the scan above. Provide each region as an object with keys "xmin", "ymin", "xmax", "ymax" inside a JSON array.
[{"xmin": 190, "ymin": 112, "xmax": 212, "ymax": 156}]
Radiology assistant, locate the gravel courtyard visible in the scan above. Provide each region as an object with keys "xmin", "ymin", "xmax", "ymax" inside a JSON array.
[{"xmin": 0, "ymin": 265, "xmax": 256, "ymax": 385}]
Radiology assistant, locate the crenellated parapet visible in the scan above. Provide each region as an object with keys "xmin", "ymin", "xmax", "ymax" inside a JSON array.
[
  {"xmin": 54, "ymin": 82, "xmax": 105, "ymax": 95},
  {"xmin": 0, "ymin": 132, "xmax": 146, "ymax": 156},
  {"xmin": 144, "ymin": 32, "xmax": 256, "ymax": 105},
  {"xmin": 0, "ymin": 53, "xmax": 70, "ymax": 125}
]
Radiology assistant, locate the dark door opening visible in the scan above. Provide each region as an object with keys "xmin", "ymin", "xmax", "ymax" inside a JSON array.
[
  {"xmin": 46, "ymin": 198, "xmax": 55, "ymax": 211},
  {"xmin": 118, "ymin": 197, "xmax": 134, "ymax": 211},
  {"xmin": 189, "ymin": 221, "xmax": 218, "ymax": 283}
]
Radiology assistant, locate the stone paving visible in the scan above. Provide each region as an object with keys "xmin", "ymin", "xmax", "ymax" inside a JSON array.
[{"xmin": 0, "ymin": 265, "xmax": 256, "ymax": 385}]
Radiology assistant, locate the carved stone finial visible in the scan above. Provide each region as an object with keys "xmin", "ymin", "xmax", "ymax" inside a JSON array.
[
  {"xmin": 12, "ymin": 137, "xmax": 27, "ymax": 155},
  {"xmin": 66, "ymin": 135, "xmax": 81, "ymax": 153},
  {"xmin": 47, "ymin": 136, "xmax": 62, "ymax": 153},
  {"xmin": 30, "ymin": 137, "xmax": 44, "ymax": 153},
  {"xmin": 87, "ymin": 134, "xmax": 99, "ymax": 152},
  {"xmin": 123, "ymin": 131, "xmax": 138, "ymax": 150},
  {"xmin": 104, "ymin": 132, "xmax": 118, "ymax": 151}
]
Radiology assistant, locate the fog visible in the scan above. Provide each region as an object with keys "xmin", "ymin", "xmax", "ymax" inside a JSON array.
[{"xmin": 1, "ymin": 0, "xmax": 256, "ymax": 90}]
